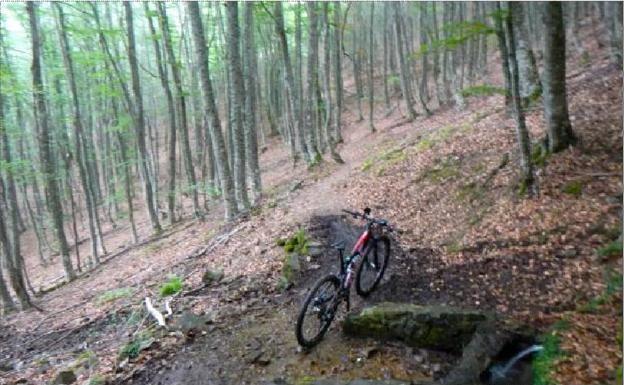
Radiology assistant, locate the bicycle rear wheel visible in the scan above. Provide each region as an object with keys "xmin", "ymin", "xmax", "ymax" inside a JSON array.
[
  {"xmin": 295, "ymin": 274, "xmax": 341, "ymax": 348},
  {"xmin": 355, "ymin": 236, "xmax": 390, "ymax": 297}
]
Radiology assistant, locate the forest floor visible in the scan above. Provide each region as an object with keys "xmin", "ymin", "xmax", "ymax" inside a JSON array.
[{"xmin": 1, "ymin": 21, "xmax": 622, "ymax": 385}]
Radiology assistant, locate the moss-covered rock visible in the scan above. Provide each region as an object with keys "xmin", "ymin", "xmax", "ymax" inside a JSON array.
[{"xmin": 343, "ymin": 303, "xmax": 489, "ymax": 353}]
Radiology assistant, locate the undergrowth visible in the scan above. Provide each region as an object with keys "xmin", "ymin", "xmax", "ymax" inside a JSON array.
[{"xmin": 159, "ymin": 275, "xmax": 183, "ymax": 297}]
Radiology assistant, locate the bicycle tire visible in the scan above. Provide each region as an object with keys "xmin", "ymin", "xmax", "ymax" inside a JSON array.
[
  {"xmin": 295, "ymin": 274, "xmax": 341, "ymax": 348},
  {"xmin": 355, "ymin": 235, "xmax": 390, "ymax": 297}
]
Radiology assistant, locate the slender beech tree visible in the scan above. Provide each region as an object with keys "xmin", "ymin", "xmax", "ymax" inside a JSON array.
[
  {"xmin": 124, "ymin": 1, "xmax": 161, "ymax": 232},
  {"xmin": 393, "ymin": 3, "xmax": 418, "ymax": 121},
  {"xmin": 225, "ymin": 2, "xmax": 250, "ymax": 210},
  {"xmin": 187, "ymin": 1, "xmax": 237, "ymax": 220},
  {"xmin": 367, "ymin": 3, "xmax": 376, "ymax": 133},
  {"xmin": 158, "ymin": 3, "xmax": 200, "ymax": 218},
  {"xmin": 243, "ymin": 3, "xmax": 262, "ymax": 203},
  {"xmin": 542, "ymin": 1, "xmax": 576, "ymax": 153},
  {"xmin": 28, "ymin": 2, "xmax": 76, "ymax": 282},
  {"xmin": 511, "ymin": 2, "xmax": 541, "ymax": 104},
  {"xmin": 145, "ymin": 3, "xmax": 178, "ymax": 223},
  {"xmin": 305, "ymin": 2, "xmax": 322, "ymax": 163},
  {"xmin": 55, "ymin": 3, "xmax": 103, "ymax": 266},
  {"xmin": 333, "ymin": 2, "xmax": 344, "ymax": 143},
  {"xmin": 494, "ymin": 2, "xmax": 513, "ymax": 108},
  {"xmin": 507, "ymin": 3, "xmax": 534, "ymax": 193}
]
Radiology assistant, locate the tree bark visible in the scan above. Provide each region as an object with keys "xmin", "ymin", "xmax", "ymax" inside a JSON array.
[
  {"xmin": 225, "ymin": 2, "xmax": 250, "ymax": 210},
  {"xmin": 243, "ymin": 3, "xmax": 262, "ymax": 203},
  {"xmin": 542, "ymin": 1, "xmax": 576, "ymax": 153},
  {"xmin": 28, "ymin": 2, "xmax": 75, "ymax": 282},
  {"xmin": 333, "ymin": 2, "xmax": 344, "ymax": 143},
  {"xmin": 187, "ymin": 1, "xmax": 238, "ymax": 220},
  {"xmin": 367, "ymin": 3, "xmax": 376, "ymax": 133},
  {"xmin": 123, "ymin": 2, "xmax": 162, "ymax": 232},
  {"xmin": 507, "ymin": 3, "xmax": 534, "ymax": 192},
  {"xmin": 305, "ymin": 2, "xmax": 322, "ymax": 163},
  {"xmin": 158, "ymin": 3, "xmax": 201, "ymax": 219},
  {"xmin": 55, "ymin": 3, "xmax": 103, "ymax": 266},
  {"xmin": 511, "ymin": 2, "xmax": 541, "ymax": 104},
  {"xmin": 494, "ymin": 2, "xmax": 513, "ymax": 108},
  {"xmin": 393, "ymin": 3, "xmax": 418, "ymax": 121}
]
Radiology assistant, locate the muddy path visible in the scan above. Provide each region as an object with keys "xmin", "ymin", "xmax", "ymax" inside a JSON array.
[{"xmin": 125, "ymin": 216, "xmax": 453, "ymax": 385}]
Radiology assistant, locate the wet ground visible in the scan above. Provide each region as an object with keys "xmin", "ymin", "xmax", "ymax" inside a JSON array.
[{"xmin": 123, "ymin": 216, "xmax": 455, "ymax": 385}]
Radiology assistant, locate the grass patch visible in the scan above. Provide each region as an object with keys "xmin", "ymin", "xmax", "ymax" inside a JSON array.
[
  {"xmin": 460, "ymin": 84, "xmax": 507, "ymax": 98},
  {"xmin": 159, "ymin": 275, "xmax": 183, "ymax": 297},
  {"xmin": 562, "ymin": 180, "xmax": 583, "ymax": 197},
  {"xmin": 596, "ymin": 240, "xmax": 623, "ymax": 259},
  {"xmin": 420, "ymin": 158, "xmax": 461, "ymax": 183},
  {"xmin": 118, "ymin": 331, "xmax": 154, "ymax": 361},
  {"xmin": 416, "ymin": 138, "xmax": 435, "ymax": 151},
  {"xmin": 531, "ymin": 146, "xmax": 550, "ymax": 168},
  {"xmin": 445, "ymin": 240, "xmax": 465, "ymax": 253},
  {"xmin": 578, "ymin": 268, "xmax": 622, "ymax": 314},
  {"xmin": 533, "ymin": 319, "xmax": 570, "ymax": 385},
  {"xmin": 87, "ymin": 375, "xmax": 106, "ymax": 385},
  {"xmin": 96, "ymin": 287, "xmax": 134, "ymax": 305},
  {"xmin": 281, "ymin": 228, "xmax": 309, "ymax": 255},
  {"xmin": 456, "ymin": 182, "xmax": 485, "ymax": 203},
  {"xmin": 361, "ymin": 146, "xmax": 406, "ymax": 176}
]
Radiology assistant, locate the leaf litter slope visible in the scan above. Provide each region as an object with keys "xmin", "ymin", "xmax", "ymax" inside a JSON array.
[{"xmin": 2, "ymin": 24, "xmax": 622, "ymax": 385}]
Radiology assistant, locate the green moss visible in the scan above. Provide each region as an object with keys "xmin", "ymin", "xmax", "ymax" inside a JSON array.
[
  {"xmin": 533, "ymin": 319, "xmax": 569, "ymax": 385},
  {"xmin": 456, "ymin": 182, "xmax": 484, "ymax": 203},
  {"xmin": 159, "ymin": 275, "xmax": 183, "ymax": 297},
  {"xmin": 87, "ymin": 374, "xmax": 106, "ymax": 385},
  {"xmin": 597, "ymin": 240, "xmax": 623, "ymax": 259},
  {"xmin": 562, "ymin": 180, "xmax": 583, "ymax": 197},
  {"xmin": 118, "ymin": 331, "xmax": 154, "ymax": 361},
  {"xmin": 421, "ymin": 158, "xmax": 460, "ymax": 183},
  {"xmin": 460, "ymin": 84, "xmax": 507, "ymax": 98},
  {"xmin": 275, "ymin": 238, "xmax": 287, "ymax": 247},
  {"xmin": 517, "ymin": 179, "xmax": 529, "ymax": 197},
  {"xmin": 531, "ymin": 146, "xmax": 550, "ymax": 168},
  {"xmin": 96, "ymin": 287, "xmax": 134, "ymax": 305},
  {"xmin": 416, "ymin": 138, "xmax": 435, "ymax": 151},
  {"xmin": 361, "ymin": 158, "xmax": 374, "ymax": 172}
]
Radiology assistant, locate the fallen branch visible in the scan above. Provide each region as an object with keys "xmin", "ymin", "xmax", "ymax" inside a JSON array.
[{"xmin": 145, "ymin": 297, "xmax": 166, "ymax": 327}]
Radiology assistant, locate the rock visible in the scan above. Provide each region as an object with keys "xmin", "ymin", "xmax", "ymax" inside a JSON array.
[
  {"xmin": 557, "ymin": 248, "xmax": 577, "ymax": 258},
  {"xmin": 172, "ymin": 311, "xmax": 214, "ymax": 334},
  {"xmin": 287, "ymin": 253, "xmax": 301, "ymax": 273},
  {"xmin": 310, "ymin": 379, "xmax": 411, "ymax": 385},
  {"xmin": 202, "ymin": 269, "xmax": 224, "ymax": 285},
  {"xmin": 343, "ymin": 303, "xmax": 489, "ymax": 353},
  {"xmin": 53, "ymin": 369, "xmax": 77, "ymax": 384},
  {"xmin": 307, "ymin": 241, "xmax": 324, "ymax": 257}
]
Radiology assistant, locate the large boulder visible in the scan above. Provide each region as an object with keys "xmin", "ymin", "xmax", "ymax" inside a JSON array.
[{"xmin": 343, "ymin": 303, "xmax": 489, "ymax": 353}]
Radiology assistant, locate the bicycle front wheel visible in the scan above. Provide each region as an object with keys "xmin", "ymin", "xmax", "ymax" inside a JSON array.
[
  {"xmin": 355, "ymin": 236, "xmax": 390, "ymax": 297},
  {"xmin": 295, "ymin": 274, "xmax": 341, "ymax": 348}
]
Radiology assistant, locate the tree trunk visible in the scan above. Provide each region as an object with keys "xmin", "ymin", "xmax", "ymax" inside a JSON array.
[
  {"xmin": 393, "ymin": 3, "xmax": 418, "ymax": 121},
  {"xmin": 511, "ymin": 2, "xmax": 542, "ymax": 104},
  {"xmin": 507, "ymin": 3, "xmax": 534, "ymax": 193},
  {"xmin": 123, "ymin": 2, "xmax": 162, "ymax": 233},
  {"xmin": 274, "ymin": 3, "xmax": 307, "ymax": 163},
  {"xmin": 243, "ymin": 3, "xmax": 262, "ymax": 204},
  {"xmin": 607, "ymin": 2, "xmax": 623, "ymax": 69},
  {"xmin": 494, "ymin": 2, "xmax": 513, "ymax": 108},
  {"xmin": 367, "ymin": 3, "xmax": 376, "ymax": 133},
  {"xmin": 305, "ymin": 2, "xmax": 322, "ymax": 164},
  {"xmin": 225, "ymin": 2, "xmax": 250, "ymax": 210},
  {"xmin": 158, "ymin": 3, "xmax": 200, "ymax": 219},
  {"xmin": 28, "ymin": 2, "xmax": 75, "ymax": 282},
  {"xmin": 187, "ymin": 1, "xmax": 238, "ymax": 220},
  {"xmin": 542, "ymin": 1, "xmax": 576, "ymax": 153},
  {"xmin": 55, "ymin": 3, "xmax": 103, "ymax": 266},
  {"xmin": 333, "ymin": 2, "xmax": 344, "ymax": 143},
  {"xmin": 145, "ymin": 3, "xmax": 178, "ymax": 224}
]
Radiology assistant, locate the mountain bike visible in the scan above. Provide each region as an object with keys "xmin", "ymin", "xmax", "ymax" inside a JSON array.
[{"xmin": 295, "ymin": 208, "xmax": 393, "ymax": 348}]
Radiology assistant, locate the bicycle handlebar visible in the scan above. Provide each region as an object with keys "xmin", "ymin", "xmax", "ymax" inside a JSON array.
[{"xmin": 341, "ymin": 209, "xmax": 394, "ymax": 232}]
